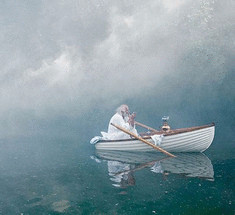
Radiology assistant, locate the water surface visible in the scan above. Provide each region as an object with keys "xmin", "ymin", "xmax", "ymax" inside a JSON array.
[{"xmin": 0, "ymin": 129, "xmax": 234, "ymax": 215}]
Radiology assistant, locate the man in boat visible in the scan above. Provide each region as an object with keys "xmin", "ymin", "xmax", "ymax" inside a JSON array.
[{"xmin": 101, "ymin": 104, "xmax": 138, "ymax": 140}]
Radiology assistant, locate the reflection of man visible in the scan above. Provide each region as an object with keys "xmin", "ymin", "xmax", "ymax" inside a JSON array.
[
  {"xmin": 102, "ymin": 104, "xmax": 138, "ymax": 140},
  {"xmin": 107, "ymin": 161, "xmax": 136, "ymax": 188}
]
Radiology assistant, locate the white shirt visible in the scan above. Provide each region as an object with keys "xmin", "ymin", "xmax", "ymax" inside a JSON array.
[
  {"xmin": 108, "ymin": 113, "xmax": 132, "ymax": 133},
  {"xmin": 101, "ymin": 113, "xmax": 138, "ymax": 140}
]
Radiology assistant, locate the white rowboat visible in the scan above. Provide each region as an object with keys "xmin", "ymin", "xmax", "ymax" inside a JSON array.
[{"xmin": 95, "ymin": 123, "xmax": 215, "ymax": 152}]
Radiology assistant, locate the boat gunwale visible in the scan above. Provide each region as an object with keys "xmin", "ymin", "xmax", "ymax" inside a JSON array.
[{"xmin": 97, "ymin": 123, "xmax": 215, "ymax": 143}]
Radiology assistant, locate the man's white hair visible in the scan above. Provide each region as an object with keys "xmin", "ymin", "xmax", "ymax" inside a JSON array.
[{"xmin": 116, "ymin": 104, "xmax": 129, "ymax": 115}]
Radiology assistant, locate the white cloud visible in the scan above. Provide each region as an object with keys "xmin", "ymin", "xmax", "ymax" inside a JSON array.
[
  {"xmin": 0, "ymin": 0, "xmax": 233, "ymax": 125},
  {"xmin": 162, "ymin": 0, "xmax": 186, "ymax": 12}
]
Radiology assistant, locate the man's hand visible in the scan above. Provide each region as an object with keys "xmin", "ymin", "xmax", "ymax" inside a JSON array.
[{"xmin": 128, "ymin": 112, "xmax": 136, "ymax": 127}]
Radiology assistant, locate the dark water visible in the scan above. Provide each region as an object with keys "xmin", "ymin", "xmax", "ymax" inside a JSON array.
[{"xmin": 0, "ymin": 125, "xmax": 234, "ymax": 215}]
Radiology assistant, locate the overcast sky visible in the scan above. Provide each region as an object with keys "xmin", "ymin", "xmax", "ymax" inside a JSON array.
[{"xmin": 0, "ymin": 0, "xmax": 234, "ymax": 136}]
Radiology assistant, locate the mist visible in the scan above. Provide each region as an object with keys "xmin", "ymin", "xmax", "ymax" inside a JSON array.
[{"xmin": 0, "ymin": 0, "xmax": 234, "ymax": 139}]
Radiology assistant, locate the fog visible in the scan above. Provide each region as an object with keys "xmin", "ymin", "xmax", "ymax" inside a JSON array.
[{"xmin": 0, "ymin": 0, "xmax": 234, "ymax": 139}]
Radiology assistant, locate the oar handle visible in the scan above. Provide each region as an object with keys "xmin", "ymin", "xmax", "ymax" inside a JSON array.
[
  {"xmin": 111, "ymin": 123, "xmax": 176, "ymax": 158},
  {"xmin": 134, "ymin": 121, "xmax": 158, "ymax": 132}
]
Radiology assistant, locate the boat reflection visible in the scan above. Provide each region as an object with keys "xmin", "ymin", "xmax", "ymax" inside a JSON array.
[{"xmin": 91, "ymin": 151, "xmax": 214, "ymax": 188}]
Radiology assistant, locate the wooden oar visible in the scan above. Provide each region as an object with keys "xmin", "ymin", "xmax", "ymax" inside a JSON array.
[
  {"xmin": 114, "ymin": 156, "xmax": 171, "ymax": 176},
  {"xmin": 135, "ymin": 121, "xmax": 158, "ymax": 132},
  {"xmin": 111, "ymin": 123, "xmax": 176, "ymax": 157}
]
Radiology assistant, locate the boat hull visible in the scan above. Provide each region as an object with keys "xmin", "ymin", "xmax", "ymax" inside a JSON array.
[{"xmin": 95, "ymin": 124, "xmax": 215, "ymax": 152}]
